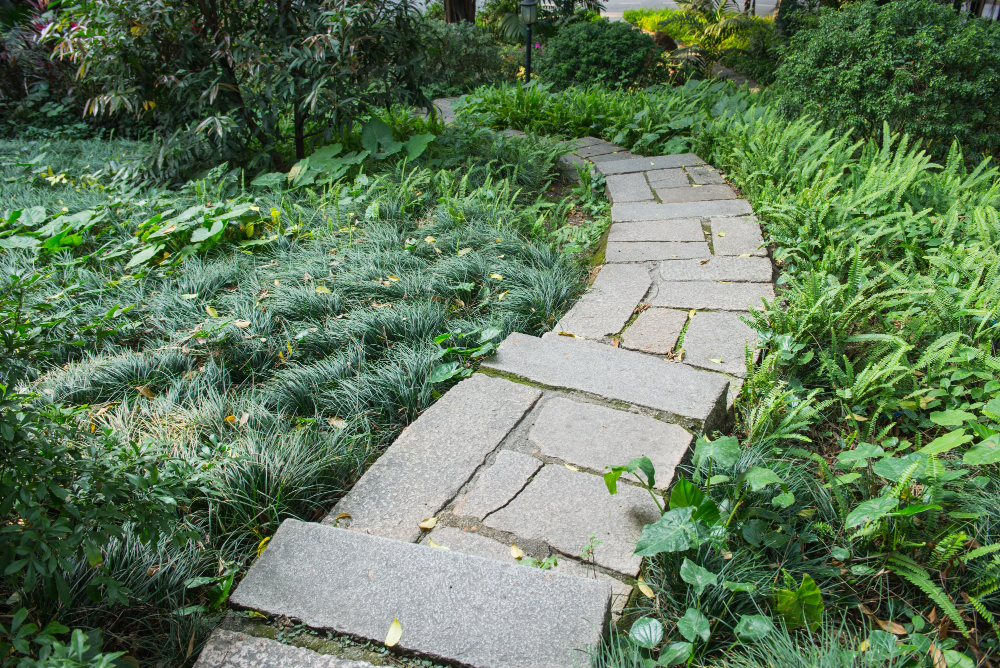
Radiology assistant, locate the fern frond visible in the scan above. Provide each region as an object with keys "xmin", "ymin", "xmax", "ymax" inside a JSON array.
[
  {"xmin": 969, "ymin": 595, "xmax": 1000, "ymax": 638},
  {"xmin": 886, "ymin": 558, "xmax": 969, "ymax": 638},
  {"xmin": 964, "ymin": 543, "xmax": 1000, "ymax": 563}
]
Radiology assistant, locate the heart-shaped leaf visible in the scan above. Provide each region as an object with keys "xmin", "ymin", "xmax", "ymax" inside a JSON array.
[
  {"xmin": 629, "ymin": 617, "xmax": 663, "ymax": 649},
  {"xmin": 679, "ymin": 558, "xmax": 717, "ymax": 596},
  {"xmin": 677, "ymin": 608, "xmax": 710, "ymax": 643},
  {"xmin": 734, "ymin": 614, "xmax": 774, "ymax": 642}
]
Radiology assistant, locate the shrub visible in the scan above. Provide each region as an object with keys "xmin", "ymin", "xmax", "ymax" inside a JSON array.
[
  {"xmin": 536, "ymin": 20, "xmax": 667, "ymax": 90},
  {"xmin": 421, "ymin": 19, "xmax": 512, "ymax": 98},
  {"xmin": 775, "ymin": 0, "xmax": 1000, "ymax": 159}
]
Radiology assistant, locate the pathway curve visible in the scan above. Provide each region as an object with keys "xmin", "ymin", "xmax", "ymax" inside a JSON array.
[{"xmin": 195, "ymin": 104, "xmax": 773, "ymax": 668}]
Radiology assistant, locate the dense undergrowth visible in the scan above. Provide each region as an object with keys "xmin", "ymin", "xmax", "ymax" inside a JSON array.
[
  {"xmin": 458, "ymin": 82, "xmax": 1000, "ymax": 668},
  {"xmin": 0, "ymin": 113, "xmax": 600, "ymax": 666}
]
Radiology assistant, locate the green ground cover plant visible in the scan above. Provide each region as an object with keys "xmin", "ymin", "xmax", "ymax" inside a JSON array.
[
  {"xmin": 461, "ymin": 81, "xmax": 1000, "ymax": 668},
  {"xmin": 0, "ymin": 111, "xmax": 597, "ymax": 665}
]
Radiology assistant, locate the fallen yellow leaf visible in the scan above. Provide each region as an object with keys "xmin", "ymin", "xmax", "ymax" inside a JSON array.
[
  {"xmin": 498, "ymin": 291, "xmax": 508, "ymax": 301},
  {"xmin": 557, "ymin": 331, "xmax": 577, "ymax": 337},
  {"xmin": 233, "ymin": 319, "xmax": 251, "ymax": 328},
  {"xmin": 257, "ymin": 537, "xmax": 271, "ymax": 557},
  {"xmin": 428, "ymin": 539, "xmax": 450, "ymax": 550},
  {"xmin": 385, "ymin": 618, "xmax": 402, "ymax": 647},
  {"xmin": 717, "ymin": 231, "xmax": 726, "ymax": 237},
  {"xmin": 205, "ymin": 305, "xmax": 219, "ymax": 318},
  {"xmin": 136, "ymin": 385, "xmax": 156, "ymax": 399},
  {"xmin": 424, "ymin": 236, "xmax": 435, "ymax": 243},
  {"xmin": 637, "ymin": 576, "xmax": 655, "ymax": 598},
  {"xmin": 181, "ymin": 293, "xmax": 198, "ymax": 300},
  {"xmin": 418, "ymin": 517, "xmax": 437, "ymax": 530},
  {"xmin": 333, "ymin": 512, "xmax": 351, "ymax": 521},
  {"xmin": 315, "ymin": 285, "xmax": 331, "ymax": 293},
  {"xmin": 851, "ymin": 413, "xmax": 869, "ymax": 422},
  {"xmin": 327, "ymin": 416, "xmax": 346, "ymax": 429},
  {"xmin": 274, "ymin": 279, "xmax": 280, "ymax": 286},
  {"xmin": 564, "ymin": 463, "xmax": 579, "ymax": 472},
  {"xmin": 239, "ymin": 413, "xmax": 250, "ymax": 427},
  {"xmin": 858, "ymin": 639, "xmax": 870, "ymax": 652},
  {"xmin": 709, "ymin": 358, "xmax": 724, "ymax": 364},
  {"xmin": 457, "ymin": 247, "xmax": 472, "ymax": 256},
  {"xmin": 224, "ymin": 415, "xmax": 237, "ymax": 424},
  {"xmin": 688, "ymin": 310, "xmax": 696, "ymax": 318},
  {"xmin": 388, "ymin": 276, "xmax": 399, "ymax": 281},
  {"xmin": 510, "ymin": 544, "xmax": 524, "ymax": 560},
  {"xmin": 490, "ymin": 273, "xmax": 503, "ymax": 280}
]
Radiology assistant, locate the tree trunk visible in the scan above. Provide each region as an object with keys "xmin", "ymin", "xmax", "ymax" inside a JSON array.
[{"xmin": 444, "ymin": 0, "xmax": 476, "ymax": 23}]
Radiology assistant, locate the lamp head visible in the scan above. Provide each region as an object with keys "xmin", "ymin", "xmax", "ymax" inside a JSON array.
[{"xmin": 520, "ymin": 0, "xmax": 538, "ymax": 25}]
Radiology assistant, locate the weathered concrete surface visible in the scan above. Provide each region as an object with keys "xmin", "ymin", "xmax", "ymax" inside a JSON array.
[
  {"xmin": 645, "ymin": 168, "xmax": 690, "ymax": 189},
  {"xmin": 681, "ymin": 311, "xmax": 759, "ymax": 377},
  {"xmin": 605, "ymin": 173, "xmax": 654, "ymax": 203},
  {"xmin": 231, "ymin": 521, "xmax": 611, "ymax": 668},
  {"xmin": 529, "ymin": 397, "xmax": 693, "ymax": 489},
  {"xmin": 568, "ymin": 137, "xmax": 604, "ymax": 150},
  {"xmin": 608, "ymin": 219, "xmax": 705, "ymax": 243},
  {"xmin": 597, "ymin": 154, "xmax": 706, "ymax": 175},
  {"xmin": 620, "ymin": 307, "xmax": 688, "ymax": 354},
  {"xmin": 710, "ymin": 216, "xmax": 766, "ymax": 256},
  {"xmin": 605, "ymin": 241, "xmax": 709, "ymax": 263},
  {"xmin": 687, "ymin": 165, "xmax": 726, "ymax": 185},
  {"xmin": 576, "ymin": 142, "xmax": 623, "ymax": 158},
  {"xmin": 483, "ymin": 465, "xmax": 660, "ymax": 576},
  {"xmin": 453, "ymin": 450, "xmax": 541, "ymax": 520},
  {"xmin": 194, "ymin": 630, "xmax": 373, "ymax": 668},
  {"xmin": 482, "ymin": 333, "xmax": 729, "ymax": 431},
  {"xmin": 327, "ymin": 375, "xmax": 539, "ymax": 541},
  {"xmin": 655, "ymin": 185, "xmax": 737, "ymax": 203},
  {"xmin": 590, "ymin": 151, "xmax": 638, "ymax": 164},
  {"xmin": 555, "ymin": 264, "xmax": 651, "ymax": 339},
  {"xmin": 657, "ymin": 256, "xmax": 772, "ymax": 283},
  {"xmin": 611, "ymin": 200, "xmax": 753, "ymax": 222},
  {"xmin": 649, "ymin": 281, "xmax": 775, "ymax": 311}
]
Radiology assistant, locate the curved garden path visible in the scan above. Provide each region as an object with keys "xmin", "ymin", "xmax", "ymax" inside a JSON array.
[{"xmin": 195, "ymin": 98, "xmax": 774, "ymax": 668}]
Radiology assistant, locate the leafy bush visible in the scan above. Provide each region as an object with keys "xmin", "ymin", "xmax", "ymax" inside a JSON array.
[
  {"xmin": 420, "ymin": 19, "xmax": 512, "ymax": 98},
  {"xmin": 536, "ymin": 20, "xmax": 667, "ymax": 90},
  {"xmin": 775, "ymin": 0, "xmax": 1000, "ymax": 159}
]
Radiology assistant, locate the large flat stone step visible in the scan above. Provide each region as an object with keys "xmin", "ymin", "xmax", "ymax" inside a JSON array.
[
  {"xmin": 483, "ymin": 333, "xmax": 729, "ymax": 432},
  {"xmin": 230, "ymin": 520, "xmax": 611, "ymax": 668},
  {"xmin": 195, "ymin": 629, "xmax": 373, "ymax": 668}
]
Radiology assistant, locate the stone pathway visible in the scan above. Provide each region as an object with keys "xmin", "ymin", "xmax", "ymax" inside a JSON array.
[{"xmin": 197, "ymin": 106, "xmax": 773, "ymax": 668}]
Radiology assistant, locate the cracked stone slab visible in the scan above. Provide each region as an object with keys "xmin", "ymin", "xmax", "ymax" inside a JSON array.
[
  {"xmin": 608, "ymin": 219, "xmax": 705, "ymax": 243},
  {"xmin": 605, "ymin": 173, "xmax": 654, "ymax": 203},
  {"xmin": 657, "ymin": 256, "xmax": 772, "ymax": 283},
  {"xmin": 575, "ymin": 142, "xmax": 623, "ymax": 158},
  {"xmin": 194, "ymin": 629, "xmax": 373, "ymax": 668},
  {"xmin": 620, "ymin": 307, "xmax": 688, "ymax": 354},
  {"xmin": 231, "ymin": 520, "xmax": 611, "ymax": 668},
  {"xmin": 649, "ymin": 281, "xmax": 775, "ymax": 311},
  {"xmin": 590, "ymin": 151, "xmax": 638, "ymax": 164},
  {"xmin": 529, "ymin": 397, "xmax": 693, "ymax": 490},
  {"xmin": 554, "ymin": 264, "xmax": 651, "ymax": 339},
  {"xmin": 596, "ymin": 154, "xmax": 706, "ymax": 175},
  {"xmin": 687, "ymin": 165, "xmax": 726, "ymax": 185},
  {"xmin": 611, "ymin": 199, "xmax": 753, "ymax": 222},
  {"xmin": 710, "ymin": 216, "xmax": 766, "ymax": 256},
  {"xmin": 605, "ymin": 241, "xmax": 710, "ymax": 263},
  {"xmin": 568, "ymin": 137, "xmax": 604, "ymax": 150},
  {"xmin": 482, "ymin": 333, "xmax": 729, "ymax": 431},
  {"xmin": 655, "ymin": 184, "xmax": 737, "ymax": 203},
  {"xmin": 681, "ymin": 311, "xmax": 759, "ymax": 377},
  {"xmin": 483, "ymin": 465, "xmax": 660, "ymax": 577},
  {"xmin": 327, "ymin": 375, "xmax": 540, "ymax": 541},
  {"xmin": 453, "ymin": 450, "xmax": 541, "ymax": 520},
  {"xmin": 646, "ymin": 168, "xmax": 690, "ymax": 189}
]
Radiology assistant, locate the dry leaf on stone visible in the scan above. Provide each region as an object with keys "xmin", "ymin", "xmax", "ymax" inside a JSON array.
[
  {"xmin": 564, "ymin": 464, "xmax": 580, "ymax": 471},
  {"xmin": 333, "ymin": 512, "xmax": 351, "ymax": 521},
  {"xmin": 557, "ymin": 331, "xmax": 576, "ymax": 337},
  {"xmin": 385, "ymin": 618, "xmax": 402, "ymax": 647},
  {"xmin": 717, "ymin": 232, "xmax": 726, "ymax": 237},
  {"xmin": 700, "ymin": 259, "xmax": 710, "ymax": 265},
  {"xmin": 418, "ymin": 517, "xmax": 437, "ymax": 530},
  {"xmin": 709, "ymin": 358, "xmax": 724, "ymax": 364},
  {"xmin": 428, "ymin": 539, "xmax": 450, "ymax": 550},
  {"xmin": 510, "ymin": 544, "xmax": 524, "ymax": 560}
]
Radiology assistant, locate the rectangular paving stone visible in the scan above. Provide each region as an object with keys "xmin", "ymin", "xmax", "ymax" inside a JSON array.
[
  {"xmin": 554, "ymin": 264, "xmax": 651, "ymax": 339},
  {"xmin": 711, "ymin": 216, "xmax": 766, "ymax": 256},
  {"xmin": 483, "ymin": 465, "xmax": 660, "ymax": 577},
  {"xmin": 558, "ymin": 153, "xmax": 588, "ymax": 175},
  {"xmin": 687, "ymin": 165, "xmax": 726, "ymax": 185},
  {"xmin": 682, "ymin": 311, "xmax": 759, "ymax": 378},
  {"xmin": 194, "ymin": 629, "xmax": 371, "ymax": 668},
  {"xmin": 605, "ymin": 241, "xmax": 710, "ymax": 263},
  {"xmin": 529, "ymin": 397, "xmax": 693, "ymax": 490},
  {"xmin": 576, "ymin": 142, "xmax": 623, "ymax": 158},
  {"xmin": 590, "ymin": 151, "xmax": 638, "ymax": 164},
  {"xmin": 620, "ymin": 307, "xmax": 688, "ymax": 354},
  {"xmin": 646, "ymin": 168, "xmax": 690, "ymax": 189},
  {"xmin": 326, "ymin": 375, "xmax": 540, "ymax": 541},
  {"xmin": 605, "ymin": 173, "xmax": 654, "ymax": 203},
  {"xmin": 656, "ymin": 184, "xmax": 737, "ymax": 203},
  {"xmin": 596, "ymin": 153, "xmax": 706, "ymax": 175},
  {"xmin": 568, "ymin": 136, "xmax": 604, "ymax": 150},
  {"xmin": 482, "ymin": 333, "xmax": 730, "ymax": 431},
  {"xmin": 611, "ymin": 199, "xmax": 753, "ymax": 222},
  {"xmin": 232, "ymin": 520, "xmax": 611, "ymax": 668},
  {"xmin": 453, "ymin": 450, "xmax": 541, "ymax": 520},
  {"xmin": 608, "ymin": 219, "xmax": 705, "ymax": 243},
  {"xmin": 650, "ymin": 281, "xmax": 775, "ymax": 311},
  {"xmin": 657, "ymin": 256, "xmax": 772, "ymax": 283}
]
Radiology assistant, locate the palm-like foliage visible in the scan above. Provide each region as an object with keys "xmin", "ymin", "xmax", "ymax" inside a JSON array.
[{"xmin": 661, "ymin": 0, "xmax": 752, "ymax": 78}]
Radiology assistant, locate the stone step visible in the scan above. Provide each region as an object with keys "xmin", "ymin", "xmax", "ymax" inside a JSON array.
[
  {"xmin": 608, "ymin": 219, "xmax": 705, "ymax": 243},
  {"xmin": 611, "ymin": 199, "xmax": 753, "ymax": 221},
  {"xmin": 605, "ymin": 241, "xmax": 710, "ymax": 263},
  {"xmin": 554, "ymin": 264, "xmax": 651, "ymax": 340},
  {"xmin": 229, "ymin": 520, "xmax": 611, "ymax": 668},
  {"xmin": 483, "ymin": 333, "xmax": 729, "ymax": 432},
  {"xmin": 649, "ymin": 280, "xmax": 774, "ymax": 311},
  {"xmin": 596, "ymin": 153, "xmax": 705, "ymax": 175},
  {"xmin": 195, "ymin": 629, "xmax": 373, "ymax": 668}
]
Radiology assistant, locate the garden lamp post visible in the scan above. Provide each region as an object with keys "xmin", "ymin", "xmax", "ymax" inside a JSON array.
[{"xmin": 520, "ymin": 0, "xmax": 538, "ymax": 84}]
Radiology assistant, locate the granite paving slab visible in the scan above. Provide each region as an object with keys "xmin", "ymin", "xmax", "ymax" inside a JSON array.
[
  {"xmin": 605, "ymin": 173, "xmax": 654, "ymax": 203},
  {"xmin": 482, "ymin": 333, "xmax": 729, "ymax": 431},
  {"xmin": 597, "ymin": 154, "xmax": 706, "ymax": 175},
  {"xmin": 605, "ymin": 241, "xmax": 710, "ymax": 263},
  {"xmin": 194, "ymin": 629, "xmax": 373, "ymax": 668},
  {"xmin": 645, "ymin": 168, "xmax": 690, "ymax": 189},
  {"xmin": 483, "ymin": 465, "xmax": 660, "ymax": 576},
  {"xmin": 655, "ymin": 184, "xmax": 737, "ymax": 203},
  {"xmin": 554, "ymin": 264, "xmax": 651, "ymax": 339},
  {"xmin": 649, "ymin": 281, "xmax": 775, "ymax": 311},
  {"xmin": 327, "ymin": 375, "xmax": 540, "ymax": 541},
  {"xmin": 657, "ymin": 256, "xmax": 772, "ymax": 283},
  {"xmin": 608, "ymin": 219, "xmax": 705, "ymax": 243},
  {"xmin": 576, "ymin": 142, "xmax": 623, "ymax": 158},
  {"xmin": 529, "ymin": 397, "xmax": 693, "ymax": 489},
  {"xmin": 687, "ymin": 165, "xmax": 726, "ymax": 184},
  {"xmin": 681, "ymin": 311, "xmax": 759, "ymax": 377},
  {"xmin": 620, "ymin": 307, "xmax": 688, "ymax": 354},
  {"xmin": 558, "ymin": 154, "xmax": 588, "ymax": 176},
  {"xmin": 611, "ymin": 199, "xmax": 753, "ymax": 221},
  {"xmin": 231, "ymin": 520, "xmax": 611, "ymax": 668},
  {"xmin": 568, "ymin": 137, "xmax": 604, "ymax": 150},
  {"xmin": 710, "ymin": 216, "xmax": 766, "ymax": 256},
  {"xmin": 590, "ymin": 151, "xmax": 638, "ymax": 164},
  {"xmin": 453, "ymin": 450, "xmax": 541, "ymax": 520}
]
